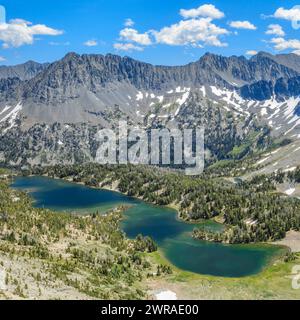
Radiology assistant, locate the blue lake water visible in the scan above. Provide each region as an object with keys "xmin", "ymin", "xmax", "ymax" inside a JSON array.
[{"xmin": 12, "ymin": 176, "xmax": 284, "ymax": 278}]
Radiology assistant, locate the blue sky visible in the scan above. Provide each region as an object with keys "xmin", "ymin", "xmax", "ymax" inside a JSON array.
[{"xmin": 1, "ymin": 0, "xmax": 300, "ymax": 66}]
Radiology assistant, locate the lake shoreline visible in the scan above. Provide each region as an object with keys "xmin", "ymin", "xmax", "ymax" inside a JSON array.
[
  {"xmin": 12, "ymin": 174, "xmax": 291, "ymax": 279},
  {"xmin": 19, "ymin": 173, "xmax": 295, "ymax": 253},
  {"xmin": 30, "ymin": 173, "xmax": 295, "ymax": 253}
]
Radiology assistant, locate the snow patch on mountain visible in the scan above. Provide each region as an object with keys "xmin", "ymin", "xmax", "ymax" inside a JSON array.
[
  {"xmin": 176, "ymin": 92, "xmax": 190, "ymax": 106},
  {"xmin": 136, "ymin": 91, "xmax": 143, "ymax": 101},
  {"xmin": 157, "ymin": 96, "xmax": 164, "ymax": 103},
  {"xmin": 257, "ymin": 156, "xmax": 271, "ymax": 165},
  {"xmin": 285, "ymin": 187, "xmax": 296, "ymax": 195},
  {"xmin": 0, "ymin": 102, "xmax": 23, "ymax": 132},
  {"xmin": 0, "ymin": 106, "xmax": 11, "ymax": 116},
  {"xmin": 200, "ymin": 86, "xmax": 206, "ymax": 97}
]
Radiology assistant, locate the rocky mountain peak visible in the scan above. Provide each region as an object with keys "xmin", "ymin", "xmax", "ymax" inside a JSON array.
[
  {"xmin": 1, "ymin": 51, "xmax": 300, "ymax": 167},
  {"xmin": 0, "ymin": 60, "xmax": 49, "ymax": 81}
]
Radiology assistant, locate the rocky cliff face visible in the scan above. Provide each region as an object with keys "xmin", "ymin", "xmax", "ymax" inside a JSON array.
[
  {"xmin": 241, "ymin": 76, "xmax": 300, "ymax": 101},
  {"xmin": 3, "ymin": 51, "xmax": 300, "ymax": 105},
  {"xmin": 0, "ymin": 51, "xmax": 300, "ymax": 167}
]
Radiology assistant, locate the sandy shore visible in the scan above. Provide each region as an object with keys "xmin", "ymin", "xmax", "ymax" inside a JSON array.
[{"xmin": 273, "ymin": 230, "xmax": 300, "ymax": 253}]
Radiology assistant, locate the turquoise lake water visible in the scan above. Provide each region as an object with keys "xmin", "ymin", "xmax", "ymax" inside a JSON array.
[{"xmin": 12, "ymin": 176, "xmax": 284, "ymax": 278}]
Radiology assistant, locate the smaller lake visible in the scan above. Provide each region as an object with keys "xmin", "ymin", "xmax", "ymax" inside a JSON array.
[{"xmin": 12, "ymin": 176, "xmax": 285, "ymax": 278}]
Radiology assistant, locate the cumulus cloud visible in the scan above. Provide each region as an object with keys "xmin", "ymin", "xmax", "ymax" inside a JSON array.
[
  {"xmin": 119, "ymin": 28, "xmax": 152, "ymax": 45},
  {"xmin": 270, "ymin": 37, "xmax": 300, "ymax": 54},
  {"xmin": 180, "ymin": 4, "xmax": 224, "ymax": 19},
  {"xmin": 84, "ymin": 39, "xmax": 98, "ymax": 47},
  {"xmin": 114, "ymin": 43, "xmax": 144, "ymax": 51},
  {"xmin": 153, "ymin": 18, "xmax": 229, "ymax": 47},
  {"xmin": 0, "ymin": 56, "xmax": 6, "ymax": 62},
  {"xmin": 266, "ymin": 24, "xmax": 285, "ymax": 36},
  {"xmin": 274, "ymin": 7, "xmax": 300, "ymax": 22},
  {"xmin": 229, "ymin": 20, "xmax": 257, "ymax": 30},
  {"xmin": 0, "ymin": 18, "xmax": 63, "ymax": 48},
  {"xmin": 246, "ymin": 50, "xmax": 257, "ymax": 56},
  {"xmin": 114, "ymin": 4, "xmax": 229, "ymax": 50},
  {"xmin": 124, "ymin": 18, "xmax": 134, "ymax": 27}
]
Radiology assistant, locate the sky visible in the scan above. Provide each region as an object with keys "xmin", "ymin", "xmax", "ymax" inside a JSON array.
[{"xmin": 1, "ymin": 0, "xmax": 300, "ymax": 66}]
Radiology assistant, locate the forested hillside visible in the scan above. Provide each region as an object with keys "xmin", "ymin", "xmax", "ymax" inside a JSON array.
[
  {"xmin": 0, "ymin": 173, "xmax": 167, "ymax": 299},
  {"xmin": 25, "ymin": 164, "xmax": 300, "ymax": 244}
]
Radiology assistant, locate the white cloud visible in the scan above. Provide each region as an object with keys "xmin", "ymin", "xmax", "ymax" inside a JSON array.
[
  {"xmin": 0, "ymin": 56, "xmax": 6, "ymax": 62},
  {"xmin": 29, "ymin": 24, "xmax": 62, "ymax": 35},
  {"xmin": 9, "ymin": 18, "xmax": 32, "ymax": 25},
  {"xmin": 266, "ymin": 24, "xmax": 285, "ymax": 36},
  {"xmin": 0, "ymin": 18, "xmax": 63, "ymax": 48},
  {"xmin": 246, "ymin": 50, "xmax": 257, "ymax": 56},
  {"xmin": 84, "ymin": 39, "xmax": 98, "ymax": 47},
  {"xmin": 115, "ymin": 4, "xmax": 229, "ymax": 50},
  {"xmin": 119, "ymin": 28, "xmax": 152, "ymax": 45},
  {"xmin": 274, "ymin": 7, "xmax": 300, "ymax": 22},
  {"xmin": 153, "ymin": 18, "xmax": 229, "ymax": 47},
  {"xmin": 180, "ymin": 4, "xmax": 224, "ymax": 20},
  {"xmin": 124, "ymin": 18, "xmax": 134, "ymax": 27},
  {"xmin": 229, "ymin": 20, "xmax": 257, "ymax": 30},
  {"xmin": 114, "ymin": 43, "xmax": 144, "ymax": 51},
  {"xmin": 270, "ymin": 37, "xmax": 300, "ymax": 54}
]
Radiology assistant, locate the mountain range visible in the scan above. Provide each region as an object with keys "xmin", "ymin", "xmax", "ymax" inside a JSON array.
[{"xmin": 0, "ymin": 51, "xmax": 300, "ymax": 170}]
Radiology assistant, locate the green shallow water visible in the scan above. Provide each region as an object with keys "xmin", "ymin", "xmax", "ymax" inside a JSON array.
[{"xmin": 12, "ymin": 176, "xmax": 285, "ymax": 278}]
